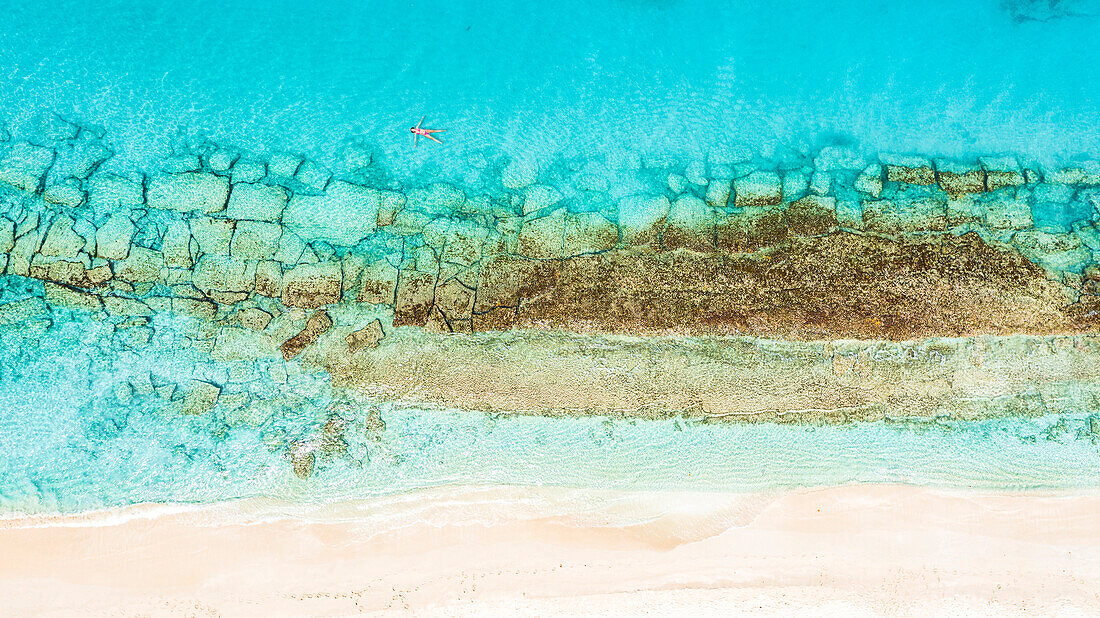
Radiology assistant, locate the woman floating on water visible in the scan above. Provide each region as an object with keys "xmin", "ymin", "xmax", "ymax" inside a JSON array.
[{"xmin": 411, "ymin": 117, "xmax": 444, "ymax": 146}]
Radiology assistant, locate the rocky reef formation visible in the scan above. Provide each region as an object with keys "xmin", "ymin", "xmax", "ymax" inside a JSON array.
[
  {"xmin": 325, "ymin": 329, "xmax": 1100, "ymax": 423},
  {"xmin": 2, "ymin": 113, "xmax": 1100, "ymax": 425}
]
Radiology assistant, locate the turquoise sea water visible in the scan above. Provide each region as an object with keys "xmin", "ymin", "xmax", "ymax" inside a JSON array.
[
  {"xmin": 2, "ymin": 1, "xmax": 1100, "ymax": 513},
  {"xmin": 2, "ymin": 0, "xmax": 1099, "ymax": 177},
  {"xmin": 2, "ymin": 299, "xmax": 1100, "ymax": 514}
]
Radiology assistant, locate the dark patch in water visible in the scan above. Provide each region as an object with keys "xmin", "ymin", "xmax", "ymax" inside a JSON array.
[
  {"xmin": 1002, "ymin": 0, "xmax": 1100, "ymax": 23},
  {"xmin": 814, "ymin": 132, "xmax": 860, "ymax": 150}
]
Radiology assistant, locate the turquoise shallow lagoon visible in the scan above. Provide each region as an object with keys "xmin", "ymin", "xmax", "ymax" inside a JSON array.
[
  {"xmin": 2, "ymin": 0, "xmax": 1100, "ymax": 514},
  {"xmin": 2, "ymin": 0, "xmax": 1099, "ymax": 175},
  {"xmin": 2, "ymin": 301, "xmax": 1100, "ymax": 514}
]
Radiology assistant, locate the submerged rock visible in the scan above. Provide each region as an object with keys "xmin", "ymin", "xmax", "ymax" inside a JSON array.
[
  {"xmin": 563, "ymin": 212, "xmax": 619, "ymax": 256},
  {"xmin": 0, "ymin": 297, "xmax": 48, "ymax": 326},
  {"xmin": 393, "ymin": 269, "xmax": 438, "ymax": 327},
  {"xmin": 346, "ymin": 318, "xmax": 385, "ymax": 353},
  {"xmin": 501, "ymin": 159, "xmax": 538, "ymax": 189},
  {"xmin": 517, "ymin": 208, "xmax": 566, "ymax": 259},
  {"xmin": 272, "ymin": 231, "xmax": 308, "ymax": 264},
  {"xmin": 254, "ymin": 260, "xmax": 283, "ymax": 297},
  {"xmin": 809, "ymin": 171, "xmax": 832, "ymax": 196},
  {"xmin": 862, "ymin": 200, "xmax": 900, "ymax": 234},
  {"xmin": 161, "ymin": 220, "xmax": 194, "ymax": 268},
  {"xmin": 814, "ymin": 146, "xmax": 864, "ymax": 171},
  {"xmin": 704, "ymin": 179, "xmax": 732, "ymax": 209},
  {"xmin": 268, "ymin": 153, "xmax": 302, "ymax": 180},
  {"xmin": 983, "ymin": 198, "xmax": 1033, "ymax": 230},
  {"xmin": 357, "ymin": 259, "xmax": 399, "ymax": 305},
  {"xmin": 147, "ymin": 172, "xmax": 230, "ymax": 213},
  {"xmin": 103, "ymin": 295, "xmax": 153, "ymax": 317},
  {"xmin": 30, "ymin": 259, "xmax": 90, "ymax": 288},
  {"xmin": 521, "ymin": 184, "xmax": 561, "ymax": 216},
  {"xmin": 295, "ymin": 160, "xmax": 331, "ymax": 192},
  {"xmin": 787, "ymin": 196, "xmax": 837, "ymax": 236},
  {"xmin": 409, "ymin": 183, "xmax": 466, "ymax": 215},
  {"xmin": 230, "ymin": 221, "xmax": 282, "ymax": 260},
  {"xmin": 1045, "ymin": 161, "xmax": 1100, "ymax": 186},
  {"xmin": 113, "ymin": 247, "xmax": 164, "ymax": 284},
  {"xmin": 190, "ymin": 217, "xmax": 235, "ymax": 256},
  {"xmin": 375, "ymin": 191, "xmax": 406, "ymax": 227},
  {"xmin": 231, "ymin": 160, "xmax": 266, "ymax": 184},
  {"xmin": 288, "ymin": 442, "xmax": 316, "ymax": 479},
  {"xmin": 854, "ymin": 164, "xmax": 884, "ymax": 197},
  {"xmin": 897, "ymin": 199, "xmax": 947, "ymax": 233},
  {"xmin": 28, "ymin": 113, "xmax": 79, "ymax": 144},
  {"xmin": 881, "ymin": 153, "xmax": 936, "ymax": 185},
  {"xmin": 782, "ymin": 170, "xmax": 810, "ymax": 202},
  {"xmin": 171, "ymin": 297, "xmax": 216, "ymax": 319},
  {"xmin": 281, "ymin": 261, "xmax": 342, "ymax": 308},
  {"xmin": 206, "ymin": 149, "xmax": 239, "ymax": 173},
  {"xmin": 734, "ymin": 171, "xmax": 783, "ymax": 207},
  {"xmin": 663, "ymin": 195, "xmax": 715, "ymax": 252},
  {"xmin": 212, "ymin": 326, "xmax": 279, "ymax": 361},
  {"xmin": 667, "ymin": 173, "xmax": 688, "ymax": 194},
  {"xmin": 422, "ymin": 218, "xmax": 489, "ymax": 266},
  {"xmin": 281, "ymin": 309, "xmax": 333, "ymax": 360},
  {"xmin": 44, "ymin": 282, "xmax": 102, "ymax": 311},
  {"xmin": 979, "ymin": 156, "xmax": 1025, "ymax": 191},
  {"xmin": 433, "ymin": 279, "xmax": 474, "ymax": 328},
  {"xmin": 43, "ymin": 181, "xmax": 85, "ymax": 208},
  {"xmin": 51, "ymin": 138, "xmax": 112, "ymax": 181},
  {"xmin": 180, "ymin": 380, "xmax": 221, "ymax": 415},
  {"xmin": 192, "ymin": 255, "xmax": 255, "ymax": 294},
  {"xmin": 388, "ymin": 209, "xmax": 432, "ymax": 236},
  {"xmin": 363, "ymin": 407, "xmax": 386, "ymax": 438},
  {"xmin": 94, "ymin": 213, "xmax": 135, "ymax": 260},
  {"xmin": 480, "ymin": 230, "xmax": 1082, "ymax": 340},
  {"xmin": 40, "ymin": 216, "xmax": 86, "ymax": 257},
  {"xmin": 617, "ymin": 195, "xmax": 669, "ymax": 246},
  {"xmin": 160, "ymin": 154, "xmax": 200, "ymax": 174},
  {"xmin": 320, "ymin": 414, "xmax": 349, "ymax": 456},
  {"xmin": 0, "ymin": 218, "xmax": 14, "ymax": 254},
  {"xmin": 87, "ymin": 174, "xmax": 143, "ymax": 212},
  {"xmin": 1013, "ymin": 228, "xmax": 1091, "ymax": 273},
  {"xmin": 935, "ymin": 159, "xmax": 986, "ymax": 197},
  {"xmin": 238, "ymin": 307, "xmax": 273, "ymax": 331},
  {"xmin": 0, "ymin": 142, "xmax": 54, "ymax": 193},
  {"xmin": 282, "ymin": 181, "xmax": 380, "ymax": 246},
  {"xmin": 225, "ymin": 183, "xmax": 288, "ymax": 221}
]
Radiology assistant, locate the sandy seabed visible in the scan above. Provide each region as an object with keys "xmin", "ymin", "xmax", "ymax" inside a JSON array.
[{"xmin": 1, "ymin": 484, "xmax": 1098, "ymax": 617}]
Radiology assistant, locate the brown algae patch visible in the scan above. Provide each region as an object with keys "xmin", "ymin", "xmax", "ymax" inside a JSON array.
[{"xmin": 470, "ymin": 231, "xmax": 1087, "ymax": 341}]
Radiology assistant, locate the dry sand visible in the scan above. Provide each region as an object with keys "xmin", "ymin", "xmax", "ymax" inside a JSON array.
[{"xmin": 1, "ymin": 484, "xmax": 1098, "ymax": 616}]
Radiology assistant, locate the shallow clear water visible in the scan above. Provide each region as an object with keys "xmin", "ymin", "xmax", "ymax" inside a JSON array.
[
  {"xmin": 2, "ymin": 301, "xmax": 1100, "ymax": 514},
  {"xmin": 2, "ymin": 0, "xmax": 1099, "ymax": 176},
  {"xmin": 2, "ymin": 1, "xmax": 1100, "ymax": 514}
]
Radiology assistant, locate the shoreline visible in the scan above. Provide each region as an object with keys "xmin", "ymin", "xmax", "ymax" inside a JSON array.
[{"xmin": 3, "ymin": 483, "xmax": 1099, "ymax": 615}]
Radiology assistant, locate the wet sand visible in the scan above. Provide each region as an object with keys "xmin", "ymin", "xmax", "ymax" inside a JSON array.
[{"xmin": 2, "ymin": 484, "xmax": 1098, "ymax": 616}]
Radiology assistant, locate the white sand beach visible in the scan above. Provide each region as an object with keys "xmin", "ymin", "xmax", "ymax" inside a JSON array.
[{"xmin": 2, "ymin": 483, "xmax": 1098, "ymax": 616}]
